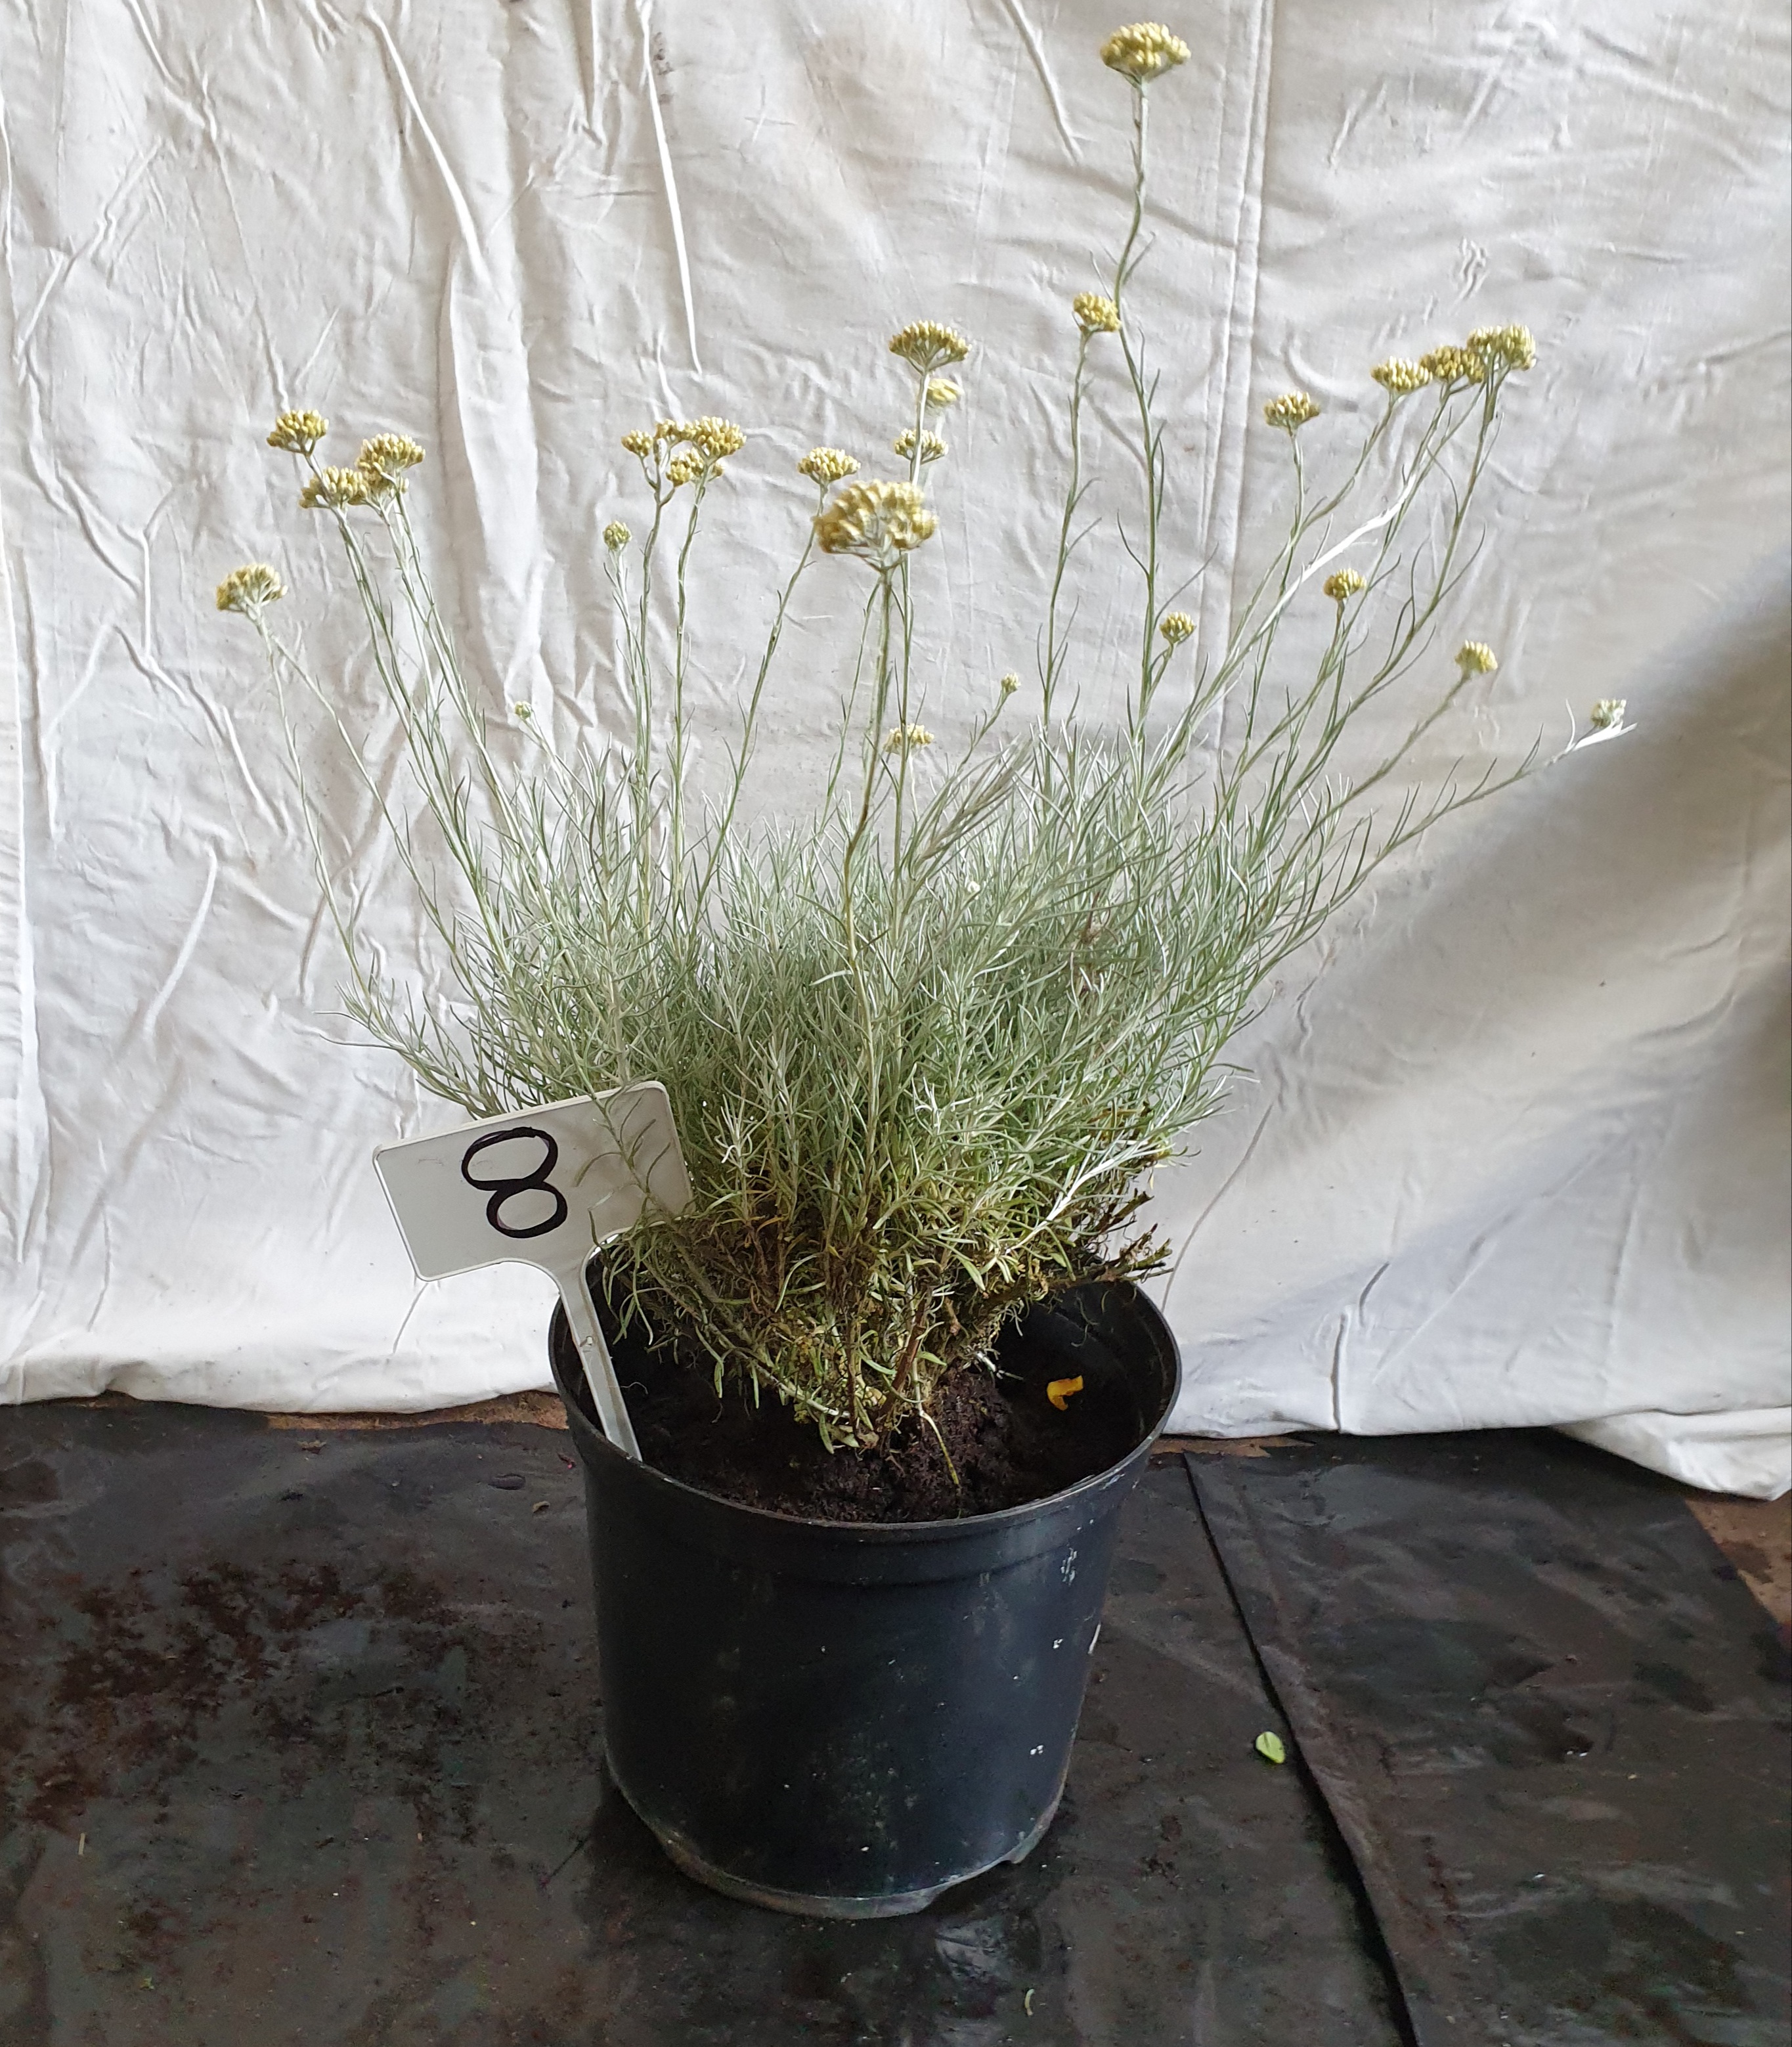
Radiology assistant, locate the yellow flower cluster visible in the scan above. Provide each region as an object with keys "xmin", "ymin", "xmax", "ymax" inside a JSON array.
[
  {"xmin": 1099, "ymin": 22, "xmax": 1190, "ymax": 83},
  {"xmin": 814, "ymin": 479, "xmax": 938, "ymax": 567},
  {"xmin": 894, "ymin": 429, "xmax": 948, "ymax": 464},
  {"xmin": 1456, "ymin": 641, "xmax": 1498, "ymax": 675},
  {"xmin": 1322, "ymin": 569, "xmax": 1366, "ymax": 602},
  {"xmin": 883, "ymin": 722, "xmax": 934, "ymax": 754},
  {"xmin": 999, "ymin": 672, "xmax": 1020, "ymax": 695},
  {"xmin": 1073, "ymin": 292, "xmax": 1122, "ymax": 335},
  {"xmin": 682, "ymin": 416, "xmax": 747, "ymax": 460},
  {"xmin": 621, "ymin": 416, "xmax": 746, "ymax": 477},
  {"xmin": 1468, "ymin": 324, "xmax": 1537, "ymax": 372},
  {"xmin": 1263, "ymin": 391, "xmax": 1320, "ymax": 431},
  {"xmin": 357, "ymin": 433, "xmax": 426, "ymax": 485},
  {"xmin": 798, "ymin": 447, "xmax": 861, "ymax": 486},
  {"xmin": 1589, "ymin": 697, "xmax": 1626, "ymax": 729},
  {"xmin": 215, "ymin": 563, "xmax": 286, "ymax": 614},
  {"xmin": 603, "ymin": 521, "xmax": 631, "ymax": 551},
  {"xmin": 1420, "ymin": 345, "xmax": 1487, "ymax": 386},
  {"xmin": 299, "ymin": 466, "xmax": 374, "ymax": 510},
  {"xmin": 888, "ymin": 322, "xmax": 972, "ymax": 373},
  {"xmin": 268, "ymin": 414, "xmax": 427, "ymax": 511},
  {"xmin": 925, "ymin": 378, "xmax": 961, "ymax": 410},
  {"xmin": 1158, "ymin": 611, "xmax": 1195, "ymax": 644},
  {"xmin": 267, "ymin": 410, "xmax": 328, "ymax": 455},
  {"xmin": 1371, "ymin": 359, "xmax": 1430, "ymax": 396},
  {"xmin": 1371, "ymin": 330, "xmax": 1535, "ymax": 397}
]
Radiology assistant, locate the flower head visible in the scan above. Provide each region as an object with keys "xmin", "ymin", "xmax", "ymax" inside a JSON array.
[
  {"xmin": 1322, "ymin": 569, "xmax": 1366, "ymax": 602},
  {"xmin": 357, "ymin": 433, "xmax": 426, "ymax": 487},
  {"xmin": 1371, "ymin": 358, "xmax": 1430, "ymax": 397},
  {"xmin": 1073, "ymin": 292, "xmax": 1122, "ymax": 336},
  {"xmin": 267, "ymin": 409, "xmax": 328, "ymax": 455},
  {"xmin": 603, "ymin": 520, "xmax": 631, "ymax": 551},
  {"xmin": 215, "ymin": 563, "xmax": 286, "ymax": 615},
  {"xmin": 1466, "ymin": 324, "xmax": 1537, "ymax": 372},
  {"xmin": 620, "ymin": 429, "xmax": 655, "ymax": 458},
  {"xmin": 1158, "ymin": 611, "xmax": 1195, "ymax": 644},
  {"xmin": 678, "ymin": 416, "xmax": 747, "ymax": 461},
  {"xmin": 1455, "ymin": 641, "xmax": 1498, "ymax": 676},
  {"xmin": 798, "ymin": 447, "xmax": 860, "ymax": 487},
  {"xmin": 665, "ymin": 452, "xmax": 704, "ymax": 489},
  {"xmin": 1263, "ymin": 391, "xmax": 1321, "ymax": 431},
  {"xmin": 1099, "ymin": 22, "xmax": 1190, "ymax": 83},
  {"xmin": 299, "ymin": 466, "xmax": 373, "ymax": 510},
  {"xmin": 925, "ymin": 378, "xmax": 961, "ymax": 410},
  {"xmin": 882, "ymin": 722, "xmax": 934, "ymax": 754},
  {"xmin": 894, "ymin": 429, "xmax": 948, "ymax": 464},
  {"xmin": 999, "ymin": 672, "xmax": 1020, "ymax": 695},
  {"xmin": 513, "ymin": 701, "xmax": 533, "ymax": 720},
  {"xmin": 888, "ymin": 321, "xmax": 972, "ymax": 373},
  {"xmin": 814, "ymin": 479, "xmax": 938, "ymax": 569},
  {"xmin": 1589, "ymin": 697, "xmax": 1627, "ymax": 730},
  {"xmin": 1420, "ymin": 345, "xmax": 1487, "ymax": 386}
]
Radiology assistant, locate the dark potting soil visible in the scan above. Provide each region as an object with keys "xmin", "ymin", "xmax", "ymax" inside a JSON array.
[{"xmin": 612, "ymin": 1323, "xmax": 1143, "ymax": 1524}]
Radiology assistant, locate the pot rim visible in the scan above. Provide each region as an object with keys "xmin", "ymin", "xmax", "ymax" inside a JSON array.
[{"xmin": 549, "ymin": 1276, "xmax": 1182, "ymax": 1543}]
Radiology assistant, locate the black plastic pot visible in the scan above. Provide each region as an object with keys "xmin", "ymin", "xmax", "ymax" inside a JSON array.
[{"xmin": 548, "ymin": 1275, "xmax": 1181, "ymax": 1918}]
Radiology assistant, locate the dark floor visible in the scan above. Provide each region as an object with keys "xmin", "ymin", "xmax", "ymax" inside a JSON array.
[{"xmin": 1, "ymin": 1403, "xmax": 1786, "ymax": 2047}]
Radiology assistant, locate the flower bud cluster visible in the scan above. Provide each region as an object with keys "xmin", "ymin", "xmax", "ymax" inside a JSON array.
[
  {"xmin": 299, "ymin": 466, "xmax": 374, "ymax": 510},
  {"xmin": 1263, "ymin": 391, "xmax": 1320, "ymax": 431},
  {"xmin": 1370, "ymin": 358, "xmax": 1430, "ymax": 396},
  {"xmin": 1466, "ymin": 324, "xmax": 1537, "ymax": 372},
  {"xmin": 894, "ymin": 429, "xmax": 948, "ymax": 465},
  {"xmin": 814, "ymin": 479, "xmax": 938, "ymax": 569},
  {"xmin": 1420, "ymin": 345, "xmax": 1487, "ymax": 386},
  {"xmin": 619, "ymin": 416, "xmax": 747, "ymax": 484},
  {"xmin": 798, "ymin": 447, "xmax": 861, "ymax": 486},
  {"xmin": 888, "ymin": 322, "xmax": 972, "ymax": 373},
  {"xmin": 1099, "ymin": 22, "xmax": 1191, "ymax": 82},
  {"xmin": 267, "ymin": 410, "xmax": 329, "ymax": 456},
  {"xmin": 215, "ymin": 563, "xmax": 286, "ymax": 615}
]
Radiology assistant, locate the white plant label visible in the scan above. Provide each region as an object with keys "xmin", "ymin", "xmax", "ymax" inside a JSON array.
[{"xmin": 373, "ymin": 1082, "xmax": 691, "ymax": 1460}]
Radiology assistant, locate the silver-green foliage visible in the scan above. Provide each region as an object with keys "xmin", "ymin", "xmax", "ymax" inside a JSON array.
[{"xmin": 227, "ymin": 50, "xmax": 1548, "ymax": 1448}]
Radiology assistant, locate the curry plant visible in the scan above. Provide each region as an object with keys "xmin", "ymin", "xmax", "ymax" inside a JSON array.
[{"xmin": 216, "ymin": 23, "xmax": 1627, "ymax": 1449}]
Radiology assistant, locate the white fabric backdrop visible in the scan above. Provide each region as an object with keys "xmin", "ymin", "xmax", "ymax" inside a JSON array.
[{"xmin": 1, "ymin": 1, "xmax": 1786, "ymax": 1495}]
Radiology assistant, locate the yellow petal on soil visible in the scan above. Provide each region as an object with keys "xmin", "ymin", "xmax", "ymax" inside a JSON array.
[
  {"xmin": 1046, "ymin": 1376, "xmax": 1085, "ymax": 1411},
  {"xmin": 1254, "ymin": 1730, "xmax": 1288, "ymax": 1765}
]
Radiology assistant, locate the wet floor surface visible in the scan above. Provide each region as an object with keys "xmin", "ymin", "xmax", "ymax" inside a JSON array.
[
  {"xmin": 1191, "ymin": 1434, "xmax": 1791, "ymax": 2047},
  {"xmin": 0, "ymin": 1406, "xmax": 1785, "ymax": 2046},
  {"xmin": 1, "ymin": 1406, "xmax": 1399, "ymax": 2046}
]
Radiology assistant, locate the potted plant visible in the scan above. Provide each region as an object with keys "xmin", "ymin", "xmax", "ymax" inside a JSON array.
[{"xmin": 213, "ymin": 22, "xmax": 1625, "ymax": 1916}]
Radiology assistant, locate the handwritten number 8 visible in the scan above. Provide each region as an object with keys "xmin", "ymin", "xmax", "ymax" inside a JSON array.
[{"xmin": 460, "ymin": 1126, "xmax": 569, "ymax": 1241}]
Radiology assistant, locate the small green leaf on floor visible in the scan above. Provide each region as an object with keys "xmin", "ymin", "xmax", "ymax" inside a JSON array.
[{"xmin": 1254, "ymin": 1730, "xmax": 1287, "ymax": 1765}]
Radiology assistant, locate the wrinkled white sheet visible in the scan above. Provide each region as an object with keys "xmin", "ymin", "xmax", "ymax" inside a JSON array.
[{"xmin": 1, "ymin": 1, "xmax": 1786, "ymax": 1495}]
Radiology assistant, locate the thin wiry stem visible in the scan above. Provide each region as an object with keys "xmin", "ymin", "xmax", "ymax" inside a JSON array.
[{"xmin": 226, "ymin": 84, "xmax": 1560, "ymax": 1452}]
